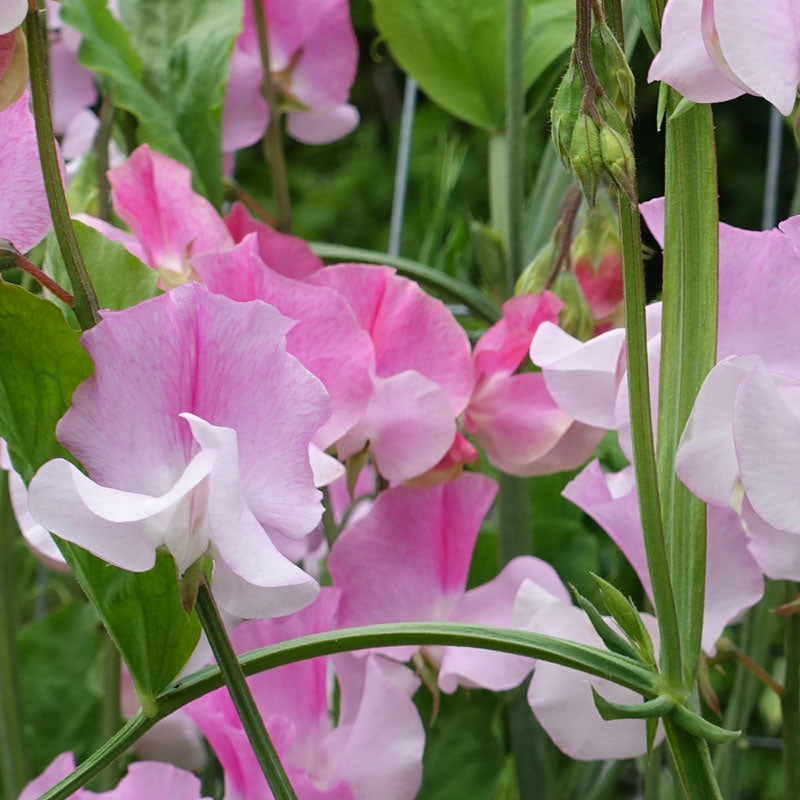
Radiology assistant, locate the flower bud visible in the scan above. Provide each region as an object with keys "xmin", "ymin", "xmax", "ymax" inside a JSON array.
[
  {"xmin": 0, "ymin": 28, "xmax": 28, "ymax": 112},
  {"xmin": 569, "ymin": 112, "xmax": 604, "ymax": 205},
  {"xmin": 551, "ymin": 270, "xmax": 594, "ymax": 341},
  {"xmin": 550, "ymin": 62, "xmax": 584, "ymax": 166},
  {"xmin": 590, "ymin": 20, "xmax": 635, "ymax": 125},
  {"xmin": 515, "ymin": 239, "xmax": 556, "ymax": 296},
  {"xmin": 598, "ymin": 122, "xmax": 636, "ymax": 202}
]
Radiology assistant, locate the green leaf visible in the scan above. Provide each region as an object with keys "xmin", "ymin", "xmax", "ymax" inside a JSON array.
[
  {"xmin": 0, "ymin": 280, "xmax": 93, "ymax": 483},
  {"xmin": 18, "ymin": 602, "xmax": 104, "ymax": 774},
  {"xmin": 61, "ymin": 546, "xmax": 201, "ymax": 714},
  {"xmin": 46, "ymin": 222, "xmax": 160, "ymax": 319},
  {"xmin": 372, "ymin": 0, "xmax": 574, "ymax": 131},
  {"xmin": 417, "ymin": 689, "xmax": 506, "ymax": 800},
  {"xmin": 62, "ymin": 0, "xmax": 241, "ymax": 208}
]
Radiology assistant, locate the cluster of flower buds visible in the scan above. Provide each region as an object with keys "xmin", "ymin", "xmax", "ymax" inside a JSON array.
[{"xmin": 551, "ymin": 19, "xmax": 636, "ymax": 205}]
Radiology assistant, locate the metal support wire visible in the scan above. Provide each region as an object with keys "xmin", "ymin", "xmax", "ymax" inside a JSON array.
[
  {"xmin": 388, "ymin": 77, "xmax": 418, "ymax": 257},
  {"xmin": 762, "ymin": 105, "xmax": 784, "ymax": 230}
]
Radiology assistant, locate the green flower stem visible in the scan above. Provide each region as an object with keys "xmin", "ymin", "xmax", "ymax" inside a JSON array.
[
  {"xmin": 663, "ymin": 719, "xmax": 722, "ymax": 800},
  {"xmin": 0, "ymin": 472, "xmax": 27, "ymax": 800},
  {"xmin": 658, "ymin": 96, "xmax": 718, "ymax": 683},
  {"xmin": 489, "ymin": 133, "xmax": 509, "ymax": 245},
  {"xmin": 504, "ymin": 0, "xmax": 525, "ymax": 296},
  {"xmin": 251, "ymin": 0, "xmax": 292, "ymax": 233},
  {"xmin": 25, "ymin": 1, "xmax": 99, "ymax": 331},
  {"xmin": 782, "ymin": 582, "xmax": 800, "ymax": 800},
  {"xmin": 309, "ymin": 242, "xmax": 501, "ymax": 323},
  {"xmin": 34, "ymin": 622, "xmax": 659, "ymax": 800},
  {"xmin": 95, "ymin": 637, "xmax": 122, "ymax": 791},
  {"xmin": 93, "ymin": 92, "xmax": 115, "ymax": 223},
  {"xmin": 498, "ymin": 473, "xmax": 532, "ymax": 563},
  {"xmin": 195, "ymin": 581, "xmax": 299, "ymax": 800}
]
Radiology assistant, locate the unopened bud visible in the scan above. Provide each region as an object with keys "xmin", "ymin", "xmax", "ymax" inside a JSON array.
[
  {"xmin": 590, "ymin": 21, "xmax": 635, "ymax": 125},
  {"xmin": 0, "ymin": 28, "xmax": 28, "ymax": 112},
  {"xmin": 598, "ymin": 123, "xmax": 636, "ymax": 201},
  {"xmin": 569, "ymin": 112, "xmax": 603, "ymax": 205},
  {"xmin": 550, "ymin": 62, "xmax": 584, "ymax": 166},
  {"xmin": 515, "ymin": 239, "xmax": 556, "ymax": 296},
  {"xmin": 551, "ymin": 271, "xmax": 594, "ymax": 341}
]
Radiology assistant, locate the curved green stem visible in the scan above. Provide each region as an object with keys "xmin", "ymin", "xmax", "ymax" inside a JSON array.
[
  {"xmin": 309, "ymin": 242, "xmax": 501, "ymax": 323},
  {"xmin": 34, "ymin": 621, "xmax": 659, "ymax": 800},
  {"xmin": 195, "ymin": 582, "xmax": 298, "ymax": 800},
  {"xmin": 25, "ymin": 1, "xmax": 99, "ymax": 330}
]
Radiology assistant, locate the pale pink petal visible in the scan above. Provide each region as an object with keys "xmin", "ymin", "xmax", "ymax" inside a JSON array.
[
  {"xmin": 527, "ymin": 603, "xmax": 662, "ymax": 760},
  {"xmin": 530, "ymin": 323, "xmax": 626, "ymax": 429},
  {"xmin": 18, "ymin": 753, "xmax": 79, "ymax": 800},
  {"xmin": 466, "ymin": 372, "xmax": 574, "ymax": 474},
  {"xmin": 48, "ymin": 37, "xmax": 97, "ymax": 135},
  {"xmin": 0, "ymin": 90, "xmax": 53, "ymax": 252},
  {"xmin": 438, "ymin": 556, "xmax": 570, "ymax": 693},
  {"xmin": 779, "ymin": 215, "xmax": 800, "ymax": 256},
  {"xmin": 326, "ymin": 656, "xmax": 424, "ymax": 800},
  {"xmin": 308, "ymin": 265, "xmax": 474, "ymax": 416},
  {"xmin": 309, "ymin": 444, "xmax": 346, "ymax": 487},
  {"xmin": 222, "ymin": 46, "xmax": 269, "ymax": 153},
  {"xmin": 61, "ymin": 109, "xmax": 99, "ymax": 163},
  {"xmin": 0, "ymin": 0, "xmax": 25, "ymax": 35},
  {"xmin": 103, "ymin": 762, "xmax": 208, "ymax": 800},
  {"xmin": 107, "ymin": 145, "xmax": 232, "ymax": 274},
  {"xmin": 648, "ymin": 0, "xmax": 744, "ymax": 103},
  {"xmin": 733, "ymin": 363, "xmax": 800, "ymax": 533},
  {"xmin": 740, "ymin": 496, "xmax": 800, "ymax": 581},
  {"xmin": 473, "ymin": 293, "xmax": 562, "ymax": 381},
  {"xmin": 328, "ymin": 474, "xmax": 497, "ymax": 660},
  {"xmin": 675, "ymin": 356, "xmax": 760, "ymax": 507},
  {"xmin": 287, "ymin": 104, "xmax": 360, "ymax": 145},
  {"xmin": 711, "ymin": 0, "xmax": 800, "ymax": 115},
  {"xmin": 224, "ymin": 201, "xmax": 323, "ymax": 278},
  {"xmin": 360, "ymin": 372, "xmax": 457, "ymax": 482}
]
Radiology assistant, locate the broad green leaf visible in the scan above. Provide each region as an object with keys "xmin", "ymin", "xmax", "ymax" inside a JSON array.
[
  {"xmin": 46, "ymin": 221, "xmax": 159, "ymax": 320},
  {"xmin": 0, "ymin": 280, "xmax": 92, "ymax": 483},
  {"xmin": 0, "ymin": 281, "xmax": 199, "ymax": 710},
  {"xmin": 62, "ymin": 0, "xmax": 241, "ymax": 208},
  {"xmin": 417, "ymin": 689, "xmax": 506, "ymax": 800},
  {"xmin": 372, "ymin": 0, "xmax": 574, "ymax": 131},
  {"xmin": 18, "ymin": 602, "xmax": 104, "ymax": 774}
]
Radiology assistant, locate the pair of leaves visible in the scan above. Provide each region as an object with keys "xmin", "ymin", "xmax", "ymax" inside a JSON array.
[
  {"xmin": 0, "ymin": 279, "xmax": 199, "ymax": 712},
  {"xmin": 61, "ymin": 0, "xmax": 241, "ymax": 208},
  {"xmin": 373, "ymin": 0, "xmax": 575, "ymax": 131}
]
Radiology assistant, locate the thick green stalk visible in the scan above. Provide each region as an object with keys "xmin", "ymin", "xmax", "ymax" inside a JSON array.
[
  {"xmin": 195, "ymin": 582, "xmax": 298, "ymax": 800},
  {"xmin": 658, "ymin": 97, "xmax": 718, "ymax": 682},
  {"xmin": 309, "ymin": 243, "xmax": 501, "ymax": 323},
  {"xmin": 782, "ymin": 582, "xmax": 800, "ymax": 800},
  {"xmin": 25, "ymin": 1, "xmax": 99, "ymax": 330},
  {"xmin": 663, "ymin": 720, "xmax": 721, "ymax": 800},
  {"xmin": 619, "ymin": 196, "xmax": 682, "ymax": 686},
  {"xmin": 504, "ymin": 0, "xmax": 525, "ymax": 295},
  {"xmin": 489, "ymin": 133, "xmax": 510, "ymax": 243},
  {"xmin": 34, "ymin": 621, "xmax": 660, "ymax": 800},
  {"xmin": 0, "ymin": 473, "xmax": 27, "ymax": 800},
  {"xmin": 95, "ymin": 637, "xmax": 122, "ymax": 791},
  {"xmin": 251, "ymin": 0, "xmax": 292, "ymax": 233}
]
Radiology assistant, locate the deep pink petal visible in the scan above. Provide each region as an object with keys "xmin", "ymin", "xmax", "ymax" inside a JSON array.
[
  {"xmin": 648, "ymin": 0, "xmax": 744, "ymax": 103},
  {"xmin": 0, "ymin": 90, "xmax": 53, "ymax": 252},
  {"xmin": 308, "ymin": 264, "xmax": 474, "ymax": 416},
  {"xmin": 108, "ymin": 146, "xmax": 232, "ymax": 276},
  {"xmin": 224, "ymin": 201, "xmax": 323, "ymax": 278},
  {"xmin": 438, "ymin": 556, "xmax": 570, "ymax": 693},
  {"xmin": 328, "ymin": 474, "xmax": 497, "ymax": 660},
  {"xmin": 530, "ymin": 322, "xmax": 626, "ymax": 429},
  {"xmin": 527, "ymin": 603, "xmax": 662, "ymax": 760}
]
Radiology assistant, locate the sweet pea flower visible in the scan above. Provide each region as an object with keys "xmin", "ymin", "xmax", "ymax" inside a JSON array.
[
  {"xmin": 328, "ymin": 472, "xmax": 573, "ymax": 692},
  {"xmin": 185, "ymin": 590, "xmax": 425, "ymax": 800},
  {"xmin": 0, "ymin": 90, "xmax": 53, "ymax": 252},
  {"xmin": 464, "ymin": 293, "xmax": 605, "ymax": 477},
  {"xmin": 28, "ymin": 283, "xmax": 330, "ymax": 619},
  {"xmin": 0, "ymin": 0, "xmax": 25, "ymax": 35},
  {"xmin": 649, "ymin": 0, "xmax": 800, "ymax": 115},
  {"xmin": 223, "ymin": 0, "xmax": 359, "ymax": 151},
  {"xmin": 18, "ymin": 752, "xmax": 209, "ymax": 800}
]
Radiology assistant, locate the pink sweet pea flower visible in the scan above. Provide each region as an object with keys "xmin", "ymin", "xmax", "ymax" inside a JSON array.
[
  {"xmin": 465, "ymin": 293, "xmax": 605, "ymax": 476},
  {"xmin": 0, "ymin": 90, "xmax": 54, "ymax": 252},
  {"xmin": 223, "ymin": 0, "xmax": 359, "ymax": 151},
  {"xmin": 27, "ymin": 283, "xmax": 329, "ymax": 619},
  {"xmin": 308, "ymin": 264, "xmax": 474, "ymax": 482},
  {"xmin": 649, "ymin": 0, "xmax": 800, "ymax": 115},
  {"xmin": 17, "ymin": 752, "xmax": 209, "ymax": 800},
  {"xmin": 185, "ymin": 590, "xmax": 425, "ymax": 800},
  {"xmin": 328, "ymin": 473, "xmax": 572, "ymax": 691}
]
